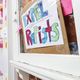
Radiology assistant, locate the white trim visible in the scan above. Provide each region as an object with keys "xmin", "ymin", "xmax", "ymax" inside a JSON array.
[
  {"xmin": 15, "ymin": 54, "xmax": 80, "ymax": 77},
  {"xmin": 72, "ymin": 0, "xmax": 80, "ymax": 55},
  {"xmin": 10, "ymin": 60, "xmax": 80, "ymax": 80},
  {"xmin": 8, "ymin": 0, "xmax": 17, "ymax": 80},
  {"xmin": 10, "ymin": 0, "xmax": 80, "ymax": 80}
]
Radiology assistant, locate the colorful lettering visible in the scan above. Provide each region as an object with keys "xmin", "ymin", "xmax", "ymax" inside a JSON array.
[
  {"xmin": 22, "ymin": 1, "xmax": 48, "ymax": 27},
  {"xmin": 45, "ymin": 20, "xmax": 52, "ymax": 42},
  {"xmin": 23, "ymin": 16, "xmax": 27, "ymax": 27},
  {"xmin": 31, "ymin": 33, "xmax": 35, "ymax": 44},
  {"xmin": 38, "ymin": 1, "xmax": 48, "ymax": 17},
  {"xmin": 27, "ymin": 12, "xmax": 32, "ymax": 24},
  {"xmin": 42, "ymin": 28, "xmax": 47, "ymax": 44},
  {"xmin": 21, "ymin": 0, "xmax": 63, "ymax": 48},
  {"xmin": 30, "ymin": 8, "xmax": 35, "ymax": 22},
  {"xmin": 26, "ymin": 29, "xmax": 32, "ymax": 45},
  {"xmin": 52, "ymin": 23, "xmax": 59, "ymax": 42},
  {"xmin": 25, "ymin": 19, "xmax": 60, "ymax": 46},
  {"xmin": 34, "ymin": 5, "xmax": 41, "ymax": 21},
  {"xmin": 38, "ymin": 26, "xmax": 42, "ymax": 43}
]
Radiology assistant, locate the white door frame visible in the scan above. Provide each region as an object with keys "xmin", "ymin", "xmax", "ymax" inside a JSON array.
[{"xmin": 10, "ymin": 0, "xmax": 80, "ymax": 80}]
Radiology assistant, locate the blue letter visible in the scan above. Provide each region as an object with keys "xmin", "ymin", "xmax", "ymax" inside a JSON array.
[
  {"xmin": 38, "ymin": 1, "xmax": 48, "ymax": 17},
  {"xmin": 42, "ymin": 28, "xmax": 47, "ymax": 44},
  {"xmin": 22, "ymin": 15, "xmax": 27, "ymax": 27}
]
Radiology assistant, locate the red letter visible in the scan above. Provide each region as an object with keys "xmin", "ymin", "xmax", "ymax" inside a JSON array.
[
  {"xmin": 26, "ymin": 30, "xmax": 32, "ymax": 45},
  {"xmin": 27, "ymin": 11, "xmax": 32, "ymax": 24},
  {"xmin": 45, "ymin": 20, "xmax": 52, "ymax": 42}
]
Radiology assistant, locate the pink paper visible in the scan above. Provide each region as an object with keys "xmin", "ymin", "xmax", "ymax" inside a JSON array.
[
  {"xmin": 61, "ymin": 0, "xmax": 73, "ymax": 16},
  {"xmin": 18, "ymin": 24, "xmax": 22, "ymax": 32},
  {"xmin": 0, "ymin": 39, "xmax": 3, "ymax": 48},
  {"xmin": 0, "ymin": 44, "xmax": 3, "ymax": 48}
]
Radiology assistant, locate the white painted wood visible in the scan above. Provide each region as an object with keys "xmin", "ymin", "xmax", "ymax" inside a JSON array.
[
  {"xmin": 10, "ymin": 0, "xmax": 80, "ymax": 80},
  {"xmin": 10, "ymin": 60, "xmax": 80, "ymax": 80},
  {"xmin": 15, "ymin": 54, "xmax": 80, "ymax": 77},
  {"xmin": 72, "ymin": 0, "xmax": 80, "ymax": 55},
  {"xmin": 0, "ymin": 0, "xmax": 8, "ymax": 79},
  {"xmin": 8, "ymin": 0, "xmax": 18, "ymax": 80},
  {"xmin": 0, "ymin": 49, "xmax": 8, "ymax": 79}
]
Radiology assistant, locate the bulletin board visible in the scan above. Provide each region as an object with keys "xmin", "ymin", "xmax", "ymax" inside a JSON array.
[{"xmin": 19, "ymin": 0, "xmax": 70, "ymax": 54}]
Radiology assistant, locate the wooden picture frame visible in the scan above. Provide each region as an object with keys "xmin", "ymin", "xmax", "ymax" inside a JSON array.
[{"xmin": 19, "ymin": 0, "xmax": 70, "ymax": 54}]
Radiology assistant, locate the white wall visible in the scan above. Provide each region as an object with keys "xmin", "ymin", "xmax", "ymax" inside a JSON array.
[
  {"xmin": 8, "ymin": 0, "xmax": 16, "ymax": 79},
  {"xmin": 0, "ymin": 49, "xmax": 8, "ymax": 78}
]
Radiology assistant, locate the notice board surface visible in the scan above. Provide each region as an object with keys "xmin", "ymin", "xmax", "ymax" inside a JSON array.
[{"xmin": 20, "ymin": 0, "xmax": 70, "ymax": 54}]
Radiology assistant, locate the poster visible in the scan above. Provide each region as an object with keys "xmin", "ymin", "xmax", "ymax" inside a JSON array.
[
  {"xmin": 21, "ymin": 0, "xmax": 64, "ymax": 49},
  {"xmin": 0, "ymin": 0, "xmax": 8, "ymax": 48}
]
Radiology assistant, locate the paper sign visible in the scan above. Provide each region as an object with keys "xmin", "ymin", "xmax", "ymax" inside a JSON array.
[
  {"xmin": 22, "ymin": 0, "xmax": 64, "ymax": 49},
  {"xmin": 61, "ymin": 0, "xmax": 72, "ymax": 16}
]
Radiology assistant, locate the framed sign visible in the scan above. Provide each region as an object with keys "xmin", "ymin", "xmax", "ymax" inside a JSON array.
[
  {"xmin": 19, "ymin": 0, "xmax": 70, "ymax": 54},
  {"xmin": 22, "ymin": 0, "xmax": 64, "ymax": 49}
]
